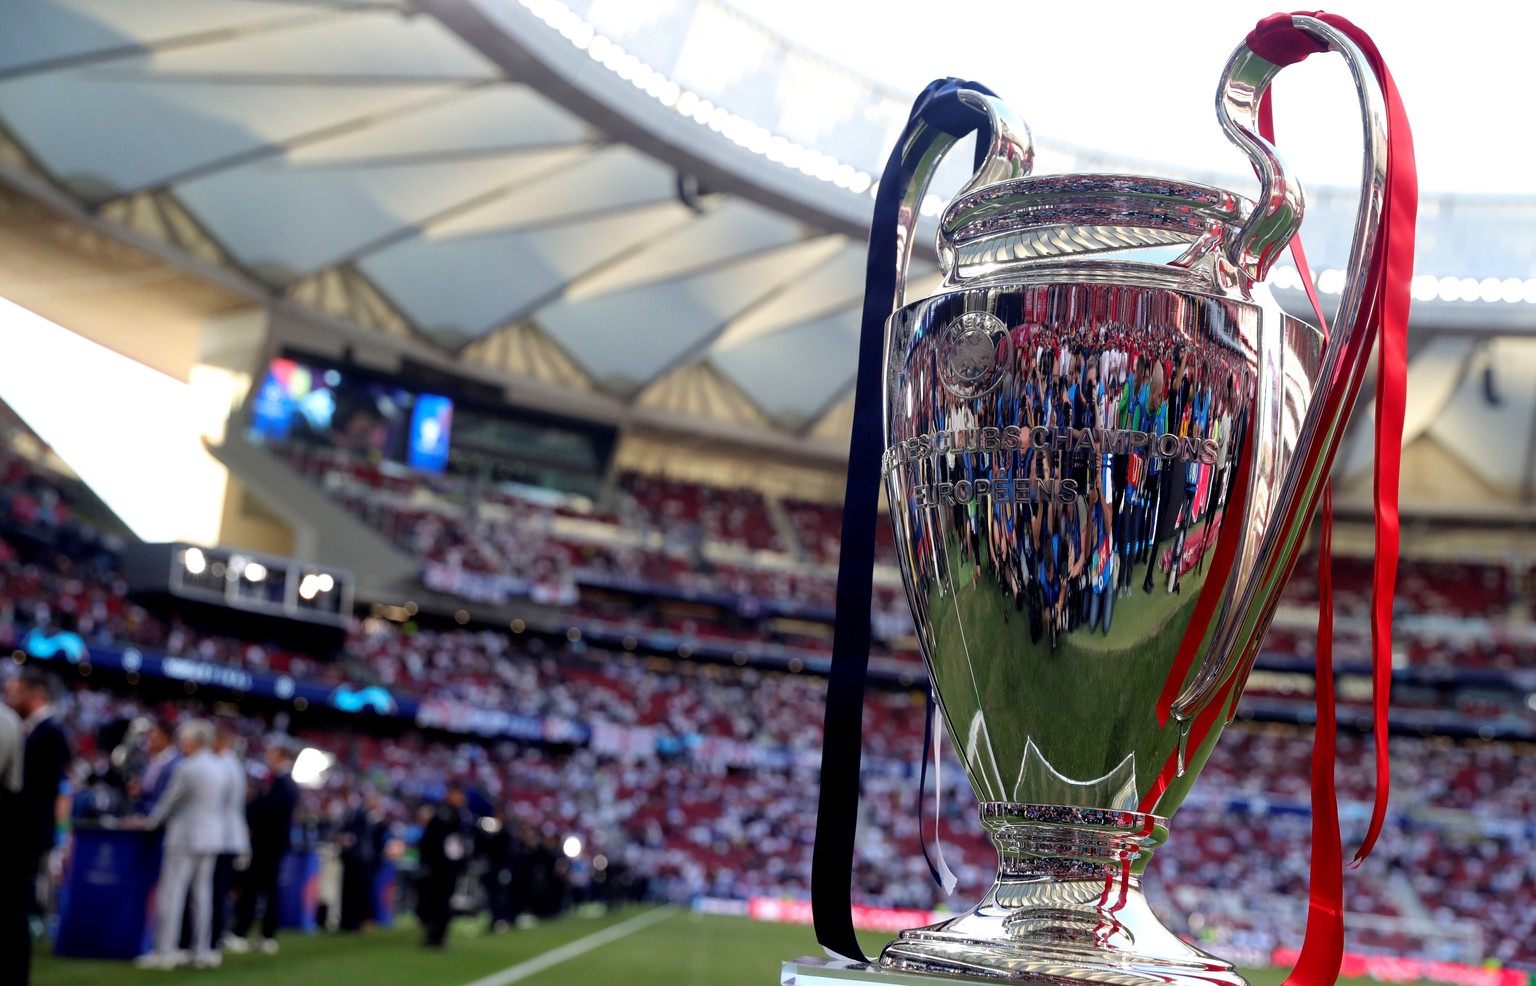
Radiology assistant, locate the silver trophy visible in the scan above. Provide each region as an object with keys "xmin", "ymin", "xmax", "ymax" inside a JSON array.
[{"xmin": 873, "ymin": 16, "xmax": 1387, "ymax": 985}]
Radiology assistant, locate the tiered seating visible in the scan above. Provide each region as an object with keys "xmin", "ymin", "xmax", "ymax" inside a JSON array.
[
  {"xmin": 619, "ymin": 471, "xmax": 782, "ymax": 553},
  {"xmin": 8, "ymin": 416, "xmax": 1536, "ymax": 966}
]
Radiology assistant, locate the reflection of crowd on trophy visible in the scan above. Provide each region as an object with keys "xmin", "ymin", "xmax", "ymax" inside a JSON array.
[{"xmin": 899, "ymin": 302, "xmax": 1254, "ymax": 648}]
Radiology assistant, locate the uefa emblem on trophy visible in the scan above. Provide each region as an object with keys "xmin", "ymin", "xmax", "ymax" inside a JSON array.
[{"xmin": 803, "ymin": 11, "xmax": 1415, "ymax": 986}]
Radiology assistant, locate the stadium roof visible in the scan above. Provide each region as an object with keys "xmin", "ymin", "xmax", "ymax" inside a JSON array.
[{"xmin": 1, "ymin": 0, "xmax": 1535, "ymax": 459}]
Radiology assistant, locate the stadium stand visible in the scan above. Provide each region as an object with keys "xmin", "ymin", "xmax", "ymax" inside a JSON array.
[
  {"xmin": 0, "ymin": 5, "xmax": 1531, "ymax": 976},
  {"xmin": 2, "ymin": 416, "xmax": 1533, "ymax": 968}
]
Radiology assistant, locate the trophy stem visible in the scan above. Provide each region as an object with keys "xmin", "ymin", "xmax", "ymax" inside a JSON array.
[{"xmin": 878, "ymin": 803, "xmax": 1248, "ymax": 986}]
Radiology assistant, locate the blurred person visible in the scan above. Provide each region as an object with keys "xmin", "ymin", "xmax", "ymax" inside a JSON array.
[
  {"xmin": 135, "ymin": 719, "xmax": 179, "ymax": 813},
  {"xmin": 134, "ymin": 720, "xmax": 224, "ymax": 970},
  {"xmin": 477, "ymin": 807, "xmax": 515, "ymax": 931},
  {"xmin": 70, "ymin": 762, "xmax": 125, "ymax": 821},
  {"xmin": 415, "ymin": 781, "xmax": 470, "ymax": 948},
  {"xmin": 227, "ymin": 741, "xmax": 297, "ymax": 955},
  {"xmin": 533, "ymin": 833, "xmax": 564, "ymax": 919},
  {"xmin": 509, "ymin": 822, "xmax": 538, "ymax": 925},
  {"xmin": 6, "ymin": 667, "xmax": 69, "ymax": 984},
  {"xmin": 209, "ymin": 725, "xmax": 249, "ymax": 955},
  {"xmin": 337, "ymin": 790, "xmax": 385, "ymax": 931},
  {"xmin": 0, "ymin": 695, "xmax": 27, "ymax": 984}
]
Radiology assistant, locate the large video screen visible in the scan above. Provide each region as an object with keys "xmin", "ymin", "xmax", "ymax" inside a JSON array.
[{"xmin": 249, "ymin": 357, "xmax": 454, "ymax": 473}]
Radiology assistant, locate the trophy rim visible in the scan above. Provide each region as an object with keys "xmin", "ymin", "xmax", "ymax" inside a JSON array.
[{"xmin": 942, "ymin": 173, "xmax": 1257, "ymax": 232}]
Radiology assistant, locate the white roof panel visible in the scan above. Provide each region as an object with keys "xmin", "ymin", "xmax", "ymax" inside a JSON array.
[
  {"xmin": 179, "ymin": 145, "xmax": 587, "ymax": 282},
  {"xmin": 713, "ymin": 307, "xmax": 861, "ymax": 428},
  {"xmin": 427, "ymin": 145, "xmax": 679, "ymax": 238},
  {"xmin": 360, "ymin": 200, "xmax": 691, "ymax": 344},
  {"xmin": 0, "ymin": 66, "xmax": 451, "ymax": 200}
]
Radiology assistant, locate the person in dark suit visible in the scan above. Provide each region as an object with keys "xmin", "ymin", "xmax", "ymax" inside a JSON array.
[
  {"xmin": 134, "ymin": 719, "xmax": 180, "ymax": 814},
  {"xmin": 5, "ymin": 668, "xmax": 69, "ymax": 986},
  {"xmin": 415, "ymin": 782, "xmax": 470, "ymax": 948},
  {"xmin": 336, "ymin": 790, "xmax": 385, "ymax": 931},
  {"xmin": 0, "ymin": 698, "xmax": 28, "ymax": 985},
  {"xmin": 477, "ymin": 807, "xmax": 516, "ymax": 932},
  {"xmin": 226, "ymin": 741, "xmax": 298, "ymax": 956}
]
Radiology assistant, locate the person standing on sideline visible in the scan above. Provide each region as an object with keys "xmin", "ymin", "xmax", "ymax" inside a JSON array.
[
  {"xmin": 0, "ymin": 695, "xmax": 29, "ymax": 985},
  {"xmin": 135, "ymin": 720, "xmax": 225, "ymax": 970},
  {"xmin": 227, "ymin": 741, "xmax": 297, "ymax": 955},
  {"xmin": 337, "ymin": 789, "xmax": 384, "ymax": 931},
  {"xmin": 477, "ymin": 807, "xmax": 516, "ymax": 932},
  {"xmin": 209, "ymin": 725, "xmax": 249, "ymax": 957},
  {"xmin": 415, "ymin": 781, "xmax": 471, "ymax": 948},
  {"xmin": 134, "ymin": 719, "xmax": 179, "ymax": 813},
  {"xmin": 6, "ymin": 668, "xmax": 69, "ymax": 984}
]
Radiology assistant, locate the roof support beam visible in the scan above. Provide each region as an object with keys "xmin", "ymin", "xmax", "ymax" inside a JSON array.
[
  {"xmin": 0, "ymin": 7, "xmax": 351, "ymax": 83},
  {"xmin": 93, "ymin": 82, "xmax": 494, "ymax": 204}
]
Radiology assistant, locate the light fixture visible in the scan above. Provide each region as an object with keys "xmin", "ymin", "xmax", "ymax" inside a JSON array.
[{"xmin": 291, "ymin": 747, "xmax": 334, "ymax": 789}]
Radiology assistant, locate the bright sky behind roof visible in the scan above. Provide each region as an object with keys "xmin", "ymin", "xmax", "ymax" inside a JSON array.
[{"xmin": 731, "ymin": 0, "xmax": 1522, "ymax": 197}]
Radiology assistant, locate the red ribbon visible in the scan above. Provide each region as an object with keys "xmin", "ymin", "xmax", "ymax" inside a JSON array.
[
  {"xmin": 1262, "ymin": 82, "xmax": 1345, "ymax": 986},
  {"xmin": 1245, "ymin": 11, "xmax": 1414, "ymax": 986}
]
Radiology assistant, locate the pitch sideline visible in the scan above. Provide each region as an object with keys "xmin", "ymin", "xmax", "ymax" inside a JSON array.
[{"xmin": 459, "ymin": 907, "xmax": 677, "ymax": 986}]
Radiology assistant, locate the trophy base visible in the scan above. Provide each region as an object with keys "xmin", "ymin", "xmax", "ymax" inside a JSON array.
[
  {"xmin": 878, "ymin": 803, "xmax": 1246, "ymax": 986},
  {"xmin": 783, "ymin": 956, "xmax": 1019, "ymax": 985}
]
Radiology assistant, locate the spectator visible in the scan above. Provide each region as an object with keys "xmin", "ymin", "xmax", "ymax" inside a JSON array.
[
  {"xmin": 227, "ymin": 741, "xmax": 298, "ymax": 956},
  {"xmin": 337, "ymin": 790, "xmax": 385, "ymax": 932},
  {"xmin": 135, "ymin": 720, "xmax": 224, "ymax": 970},
  {"xmin": 0, "ymin": 696, "xmax": 27, "ymax": 984},
  {"xmin": 136, "ymin": 719, "xmax": 180, "ymax": 814},
  {"xmin": 478, "ymin": 807, "xmax": 517, "ymax": 932},
  {"xmin": 210, "ymin": 724, "xmax": 249, "ymax": 956},
  {"xmin": 416, "ymin": 781, "xmax": 471, "ymax": 949},
  {"xmin": 6, "ymin": 667, "xmax": 68, "ymax": 984}
]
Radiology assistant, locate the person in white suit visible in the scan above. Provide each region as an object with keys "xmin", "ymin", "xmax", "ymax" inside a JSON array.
[
  {"xmin": 135, "ymin": 720, "xmax": 225, "ymax": 970},
  {"xmin": 210, "ymin": 725, "xmax": 250, "ymax": 955}
]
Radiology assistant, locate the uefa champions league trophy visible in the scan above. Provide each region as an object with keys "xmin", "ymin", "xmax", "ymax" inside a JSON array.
[{"xmin": 794, "ymin": 13, "xmax": 1411, "ymax": 986}]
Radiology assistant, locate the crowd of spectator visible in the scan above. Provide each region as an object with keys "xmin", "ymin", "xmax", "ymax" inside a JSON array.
[
  {"xmin": 28, "ymin": 665, "xmax": 1536, "ymax": 968},
  {"xmin": 2, "ymin": 418, "xmax": 1533, "ymax": 970},
  {"xmin": 270, "ymin": 442, "xmax": 1534, "ymax": 676}
]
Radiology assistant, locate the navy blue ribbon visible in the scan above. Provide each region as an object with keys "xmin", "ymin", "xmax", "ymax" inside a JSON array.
[
  {"xmin": 916, "ymin": 689, "xmax": 955, "ymax": 893},
  {"xmin": 811, "ymin": 77, "xmax": 998, "ymax": 964}
]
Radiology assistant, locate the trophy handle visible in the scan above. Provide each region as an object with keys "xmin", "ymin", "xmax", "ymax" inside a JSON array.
[
  {"xmin": 1169, "ymin": 14, "xmax": 1390, "ymax": 722},
  {"xmin": 887, "ymin": 90, "xmax": 1034, "ymax": 312}
]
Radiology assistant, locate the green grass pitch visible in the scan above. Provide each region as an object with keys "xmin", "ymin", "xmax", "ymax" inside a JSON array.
[{"xmin": 34, "ymin": 907, "xmax": 1426, "ymax": 986}]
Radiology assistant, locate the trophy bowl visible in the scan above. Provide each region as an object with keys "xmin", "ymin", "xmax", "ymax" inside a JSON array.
[{"xmin": 862, "ymin": 15, "xmax": 1393, "ymax": 986}]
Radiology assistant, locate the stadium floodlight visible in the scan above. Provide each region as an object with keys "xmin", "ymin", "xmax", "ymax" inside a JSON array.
[
  {"xmin": 182, "ymin": 547, "xmax": 206, "ymax": 575},
  {"xmin": 562, "ymin": 835, "xmax": 582, "ymax": 859},
  {"xmin": 291, "ymin": 747, "xmax": 334, "ymax": 789},
  {"xmin": 244, "ymin": 562, "xmax": 268, "ymax": 583}
]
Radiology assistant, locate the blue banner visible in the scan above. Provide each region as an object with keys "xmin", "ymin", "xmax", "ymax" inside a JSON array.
[
  {"xmin": 373, "ymin": 861, "xmax": 398, "ymax": 928},
  {"xmin": 21, "ymin": 629, "xmax": 415, "ymax": 720},
  {"xmin": 278, "ymin": 850, "xmax": 321, "ymax": 932}
]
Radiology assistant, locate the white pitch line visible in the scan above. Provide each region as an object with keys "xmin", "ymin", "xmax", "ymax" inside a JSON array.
[{"xmin": 459, "ymin": 907, "xmax": 677, "ymax": 986}]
